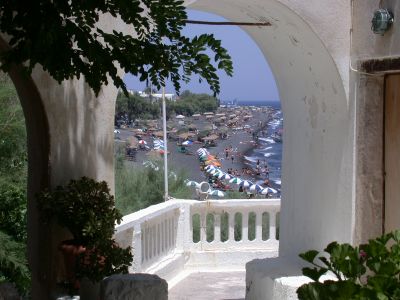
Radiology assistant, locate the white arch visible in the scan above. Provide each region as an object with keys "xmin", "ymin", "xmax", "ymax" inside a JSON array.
[{"xmin": 188, "ymin": 0, "xmax": 354, "ymax": 258}]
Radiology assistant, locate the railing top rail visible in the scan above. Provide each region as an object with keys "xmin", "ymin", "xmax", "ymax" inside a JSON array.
[
  {"xmin": 116, "ymin": 200, "xmax": 183, "ymax": 233},
  {"xmin": 116, "ymin": 198, "xmax": 281, "ymax": 233},
  {"xmin": 190, "ymin": 198, "xmax": 280, "ymax": 208}
]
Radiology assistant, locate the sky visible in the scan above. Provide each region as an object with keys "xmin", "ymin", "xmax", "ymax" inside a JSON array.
[{"xmin": 123, "ymin": 10, "xmax": 280, "ymax": 103}]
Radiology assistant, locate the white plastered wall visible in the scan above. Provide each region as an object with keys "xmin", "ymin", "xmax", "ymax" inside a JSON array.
[{"xmin": 188, "ymin": 0, "xmax": 354, "ymax": 260}]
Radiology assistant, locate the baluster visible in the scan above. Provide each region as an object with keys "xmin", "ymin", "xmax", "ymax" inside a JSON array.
[
  {"xmin": 132, "ymin": 226, "xmax": 142, "ymax": 271},
  {"xmin": 256, "ymin": 212, "xmax": 263, "ymax": 241},
  {"xmin": 169, "ymin": 218, "xmax": 173, "ymax": 249},
  {"xmin": 215, "ymin": 213, "xmax": 221, "ymax": 242},
  {"xmin": 145, "ymin": 226, "xmax": 149, "ymax": 261},
  {"xmin": 200, "ymin": 212, "xmax": 206, "ymax": 243},
  {"xmin": 242, "ymin": 211, "xmax": 249, "ymax": 242},
  {"xmin": 229, "ymin": 212, "xmax": 234, "ymax": 242},
  {"xmin": 162, "ymin": 219, "xmax": 166, "ymax": 253},
  {"xmin": 157, "ymin": 223, "xmax": 160, "ymax": 256},
  {"xmin": 270, "ymin": 212, "xmax": 277, "ymax": 240}
]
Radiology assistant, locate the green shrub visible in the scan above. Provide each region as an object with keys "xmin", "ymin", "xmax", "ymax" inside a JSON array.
[
  {"xmin": 297, "ymin": 230, "xmax": 400, "ymax": 300},
  {"xmin": 0, "ymin": 231, "xmax": 30, "ymax": 296},
  {"xmin": 115, "ymin": 159, "xmax": 192, "ymax": 215}
]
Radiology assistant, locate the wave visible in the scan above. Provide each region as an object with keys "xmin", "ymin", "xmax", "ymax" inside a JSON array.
[
  {"xmin": 272, "ymin": 179, "xmax": 281, "ymax": 185},
  {"xmin": 259, "ymin": 137, "xmax": 276, "ymax": 144},
  {"xmin": 244, "ymin": 155, "xmax": 258, "ymax": 163},
  {"xmin": 264, "ymin": 153, "xmax": 274, "ymax": 157}
]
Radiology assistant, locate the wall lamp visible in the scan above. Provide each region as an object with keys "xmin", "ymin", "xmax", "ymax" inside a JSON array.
[{"xmin": 372, "ymin": 8, "xmax": 394, "ymax": 35}]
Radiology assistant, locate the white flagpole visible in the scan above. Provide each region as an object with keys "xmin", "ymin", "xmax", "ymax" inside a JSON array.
[{"xmin": 162, "ymin": 87, "xmax": 169, "ymax": 201}]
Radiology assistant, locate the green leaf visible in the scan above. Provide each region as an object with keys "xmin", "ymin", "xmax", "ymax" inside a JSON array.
[{"xmin": 300, "ymin": 250, "xmax": 320, "ymax": 264}]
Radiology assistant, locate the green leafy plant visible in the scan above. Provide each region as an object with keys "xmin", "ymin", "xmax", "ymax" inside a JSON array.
[
  {"xmin": 0, "ymin": 231, "xmax": 30, "ymax": 296},
  {"xmin": 0, "ymin": 0, "xmax": 233, "ymax": 96},
  {"xmin": 297, "ymin": 231, "xmax": 400, "ymax": 300},
  {"xmin": 36, "ymin": 177, "xmax": 132, "ymax": 283}
]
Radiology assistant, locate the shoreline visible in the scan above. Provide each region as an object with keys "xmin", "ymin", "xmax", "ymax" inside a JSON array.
[{"xmin": 116, "ymin": 107, "xmax": 280, "ymax": 190}]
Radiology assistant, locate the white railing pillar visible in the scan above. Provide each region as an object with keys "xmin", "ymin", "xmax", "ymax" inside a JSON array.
[
  {"xmin": 132, "ymin": 225, "xmax": 142, "ymax": 272},
  {"xmin": 242, "ymin": 211, "xmax": 249, "ymax": 242},
  {"xmin": 229, "ymin": 211, "xmax": 235, "ymax": 242},
  {"xmin": 214, "ymin": 213, "xmax": 221, "ymax": 243},
  {"xmin": 269, "ymin": 212, "xmax": 277, "ymax": 241},
  {"xmin": 256, "ymin": 212, "xmax": 263, "ymax": 241},
  {"xmin": 200, "ymin": 211, "xmax": 206, "ymax": 244}
]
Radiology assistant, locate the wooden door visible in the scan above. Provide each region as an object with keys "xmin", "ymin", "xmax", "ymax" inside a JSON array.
[{"xmin": 384, "ymin": 74, "xmax": 400, "ymax": 233}]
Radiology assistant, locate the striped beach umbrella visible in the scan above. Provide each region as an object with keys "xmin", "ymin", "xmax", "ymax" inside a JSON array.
[
  {"xmin": 249, "ymin": 184, "xmax": 264, "ymax": 193},
  {"xmin": 220, "ymin": 174, "xmax": 233, "ymax": 181},
  {"xmin": 260, "ymin": 187, "xmax": 278, "ymax": 195},
  {"xmin": 229, "ymin": 177, "xmax": 242, "ymax": 185},
  {"xmin": 209, "ymin": 168, "xmax": 221, "ymax": 175},
  {"xmin": 206, "ymin": 165, "xmax": 219, "ymax": 175},
  {"xmin": 213, "ymin": 171, "xmax": 225, "ymax": 178},
  {"xmin": 239, "ymin": 180, "xmax": 254, "ymax": 188},
  {"xmin": 204, "ymin": 165, "xmax": 215, "ymax": 171},
  {"xmin": 217, "ymin": 172, "xmax": 227, "ymax": 179},
  {"xmin": 208, "ymin": 190, "xmax": 225, "ymax": 198}
]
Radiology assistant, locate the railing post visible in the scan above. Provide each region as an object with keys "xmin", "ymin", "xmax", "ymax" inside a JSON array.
[
  {"xmin": 270, "ymin": 212, "xmax": 276, "ymax": 240},
  {"xmin": 199, "ymin": 211, "xmax": 205, "ymax": 244},
  {"xmin": 242, "ymin": 211, "xmax": 249, "ymax": 242},
  {"xmin": 256, "ymin": 212, "xmax": 263, "ymax": 241},
  {"xmin": 132, "ymin": 224, "xmax": 142, "ymax": 272},
  {"xmin": 214, "ymin": 213, "xmax": 221, "ymax": 243},
  {"xmin": 229, "ymin": 212, "xmax": 235, "ymax": 242}
]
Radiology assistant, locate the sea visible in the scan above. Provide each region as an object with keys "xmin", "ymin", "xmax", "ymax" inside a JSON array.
[{"xmin": 238, "ymin": 100, "xmax": 282, "ymax": 196}]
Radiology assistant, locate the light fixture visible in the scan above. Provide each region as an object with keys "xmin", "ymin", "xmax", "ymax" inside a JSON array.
[{"xmin": 371, "ymin": 8, "xmax": 394, "ymax": 35}]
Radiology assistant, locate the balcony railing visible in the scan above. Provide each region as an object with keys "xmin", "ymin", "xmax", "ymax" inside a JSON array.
[{"xmin": 114, "ymin": 198, "xmax": 280, "ymax": 282}]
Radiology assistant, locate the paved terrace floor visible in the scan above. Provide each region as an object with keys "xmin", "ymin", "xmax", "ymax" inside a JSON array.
[{"xmin": 169, "ymin": 271, "xmax": 245, "ymax": 300}]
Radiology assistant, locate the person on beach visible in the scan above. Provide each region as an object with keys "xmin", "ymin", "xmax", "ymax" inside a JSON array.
[
  {"xmin": 225, "ymin": 148, "xmax": 229, "ymax": 159},
  {"xmin": 231, "ymin": 155, "xmax": 234, "ymax": 164}
]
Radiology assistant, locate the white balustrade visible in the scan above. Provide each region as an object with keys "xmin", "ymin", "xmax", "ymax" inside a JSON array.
[{"xmin": 114, "ymin": 198, "xmax": 280, "ymax": 281}]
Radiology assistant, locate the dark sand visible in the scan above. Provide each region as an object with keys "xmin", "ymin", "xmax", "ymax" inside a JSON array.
[{"xmin": 116, "ymin": 109, "xmax": 271, "ymax": 184}]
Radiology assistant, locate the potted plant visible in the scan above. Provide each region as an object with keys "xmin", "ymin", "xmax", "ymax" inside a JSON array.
[
  {"xmin": 36, "ymin": 177, "xmax": 132, "ymax": 292},
  {"xmin": 297, "ymin": 230, "xmax": 400, "ymax": 300}
]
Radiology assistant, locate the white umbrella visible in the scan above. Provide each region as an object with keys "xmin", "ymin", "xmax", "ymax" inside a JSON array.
[
  {"xmin": 176, "ymin": 114, "xmax": 185, "ymax": 119},
  {"xmin": 217, "ymin": 172, "xmax": 227, "ymax": 179},
  {"xmin": 229, "ymin": 177, "xmax": 242, "ymax": 185},
  {"xmin": 260, "ymin": 187, "xmax": 278, "ymax": 195},
  {"xmin": 220, "ymin": 174, "xmax": 233, "ymax": 181},
  {"xmin": 213, "ymin": 171, "xmax": 225, "ymax": 178},
  {"xmin": 205, "ymin": 167, "xmax": 217, "ymax": 173},
  {"xmin": 186, "ymin": 180, "xmax": 200, "ymax": 188},
  {"xmin": 209, "ymin": 169, "xmax": 221, "ymax": 175},
  {"xmin": 196, "ymin": 148, "xmax": 208, "ymax": 154},
  {"xmin": 239, "ymin": 180, "xmax": 254, "ymax": 188},
  {"xmin": 208, "ymin": 190, "xmax": 225, "ymax": 198},
  {"xmin": 249, "ymin": 184, "xmax": 264, "ymax": 193},
  {"xmin": 204, "ymin": 165, "xmax": 215, "ymax": 171}
]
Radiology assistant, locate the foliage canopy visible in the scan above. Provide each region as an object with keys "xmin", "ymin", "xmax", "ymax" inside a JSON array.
[{"xmin": 0, "ymin": 0, "xmax": 233, "ymax": 95}]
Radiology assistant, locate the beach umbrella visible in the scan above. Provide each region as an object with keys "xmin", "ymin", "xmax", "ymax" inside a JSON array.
[
  {"xmin": 138, "ymin": 140, "xmax": 147, "ymax": 145},
  {"xmin": 220, "ymin": 173, "xmax": 232, "ymax": 181},
  {"xmin": 186, "ymin": 180, "xmax": 200, "ymax": 188},
  {"xmin": 182, "ymin": 140, "xmax": 193, "ymax": 146},
  {"xmin": 217, "ymin": 172, "xmax": 227, "ymax": 179},
  {"xmin": 239, "ymin": 180, "xmax": 254, "ymax": 188},
  {"xmin": 208, "ymin": 190, "xmax": 225, "ymax": 198},
  {"xmin": 213, "ymin": 171, "xmax": 225, "ymax": 178},
  {"xmin": 204, "ymin": 165, "xmax": 215, "ymax": 171},
  {"xmin": 197, "ymin": 148, "xmax": 208, "ymax": 154},
  {"xmin": 229, "ymin": 177, "xmax": 242, "ymax": 185},
  {"xmin": 209, "ymin": 168, "xmax": 220, "ymax": 175},
  {"xmin": 249, "ymin": 184, "xmax": 264, "ymax": 193},
  {"xmin": 260, "ymin": 187, "xmax": 278, "ymax": 195}
]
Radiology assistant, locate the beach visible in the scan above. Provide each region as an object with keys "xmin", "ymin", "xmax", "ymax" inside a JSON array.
[{"xmin": 115, "ymin": 104, "xmax": 282, "ymax": 196}]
